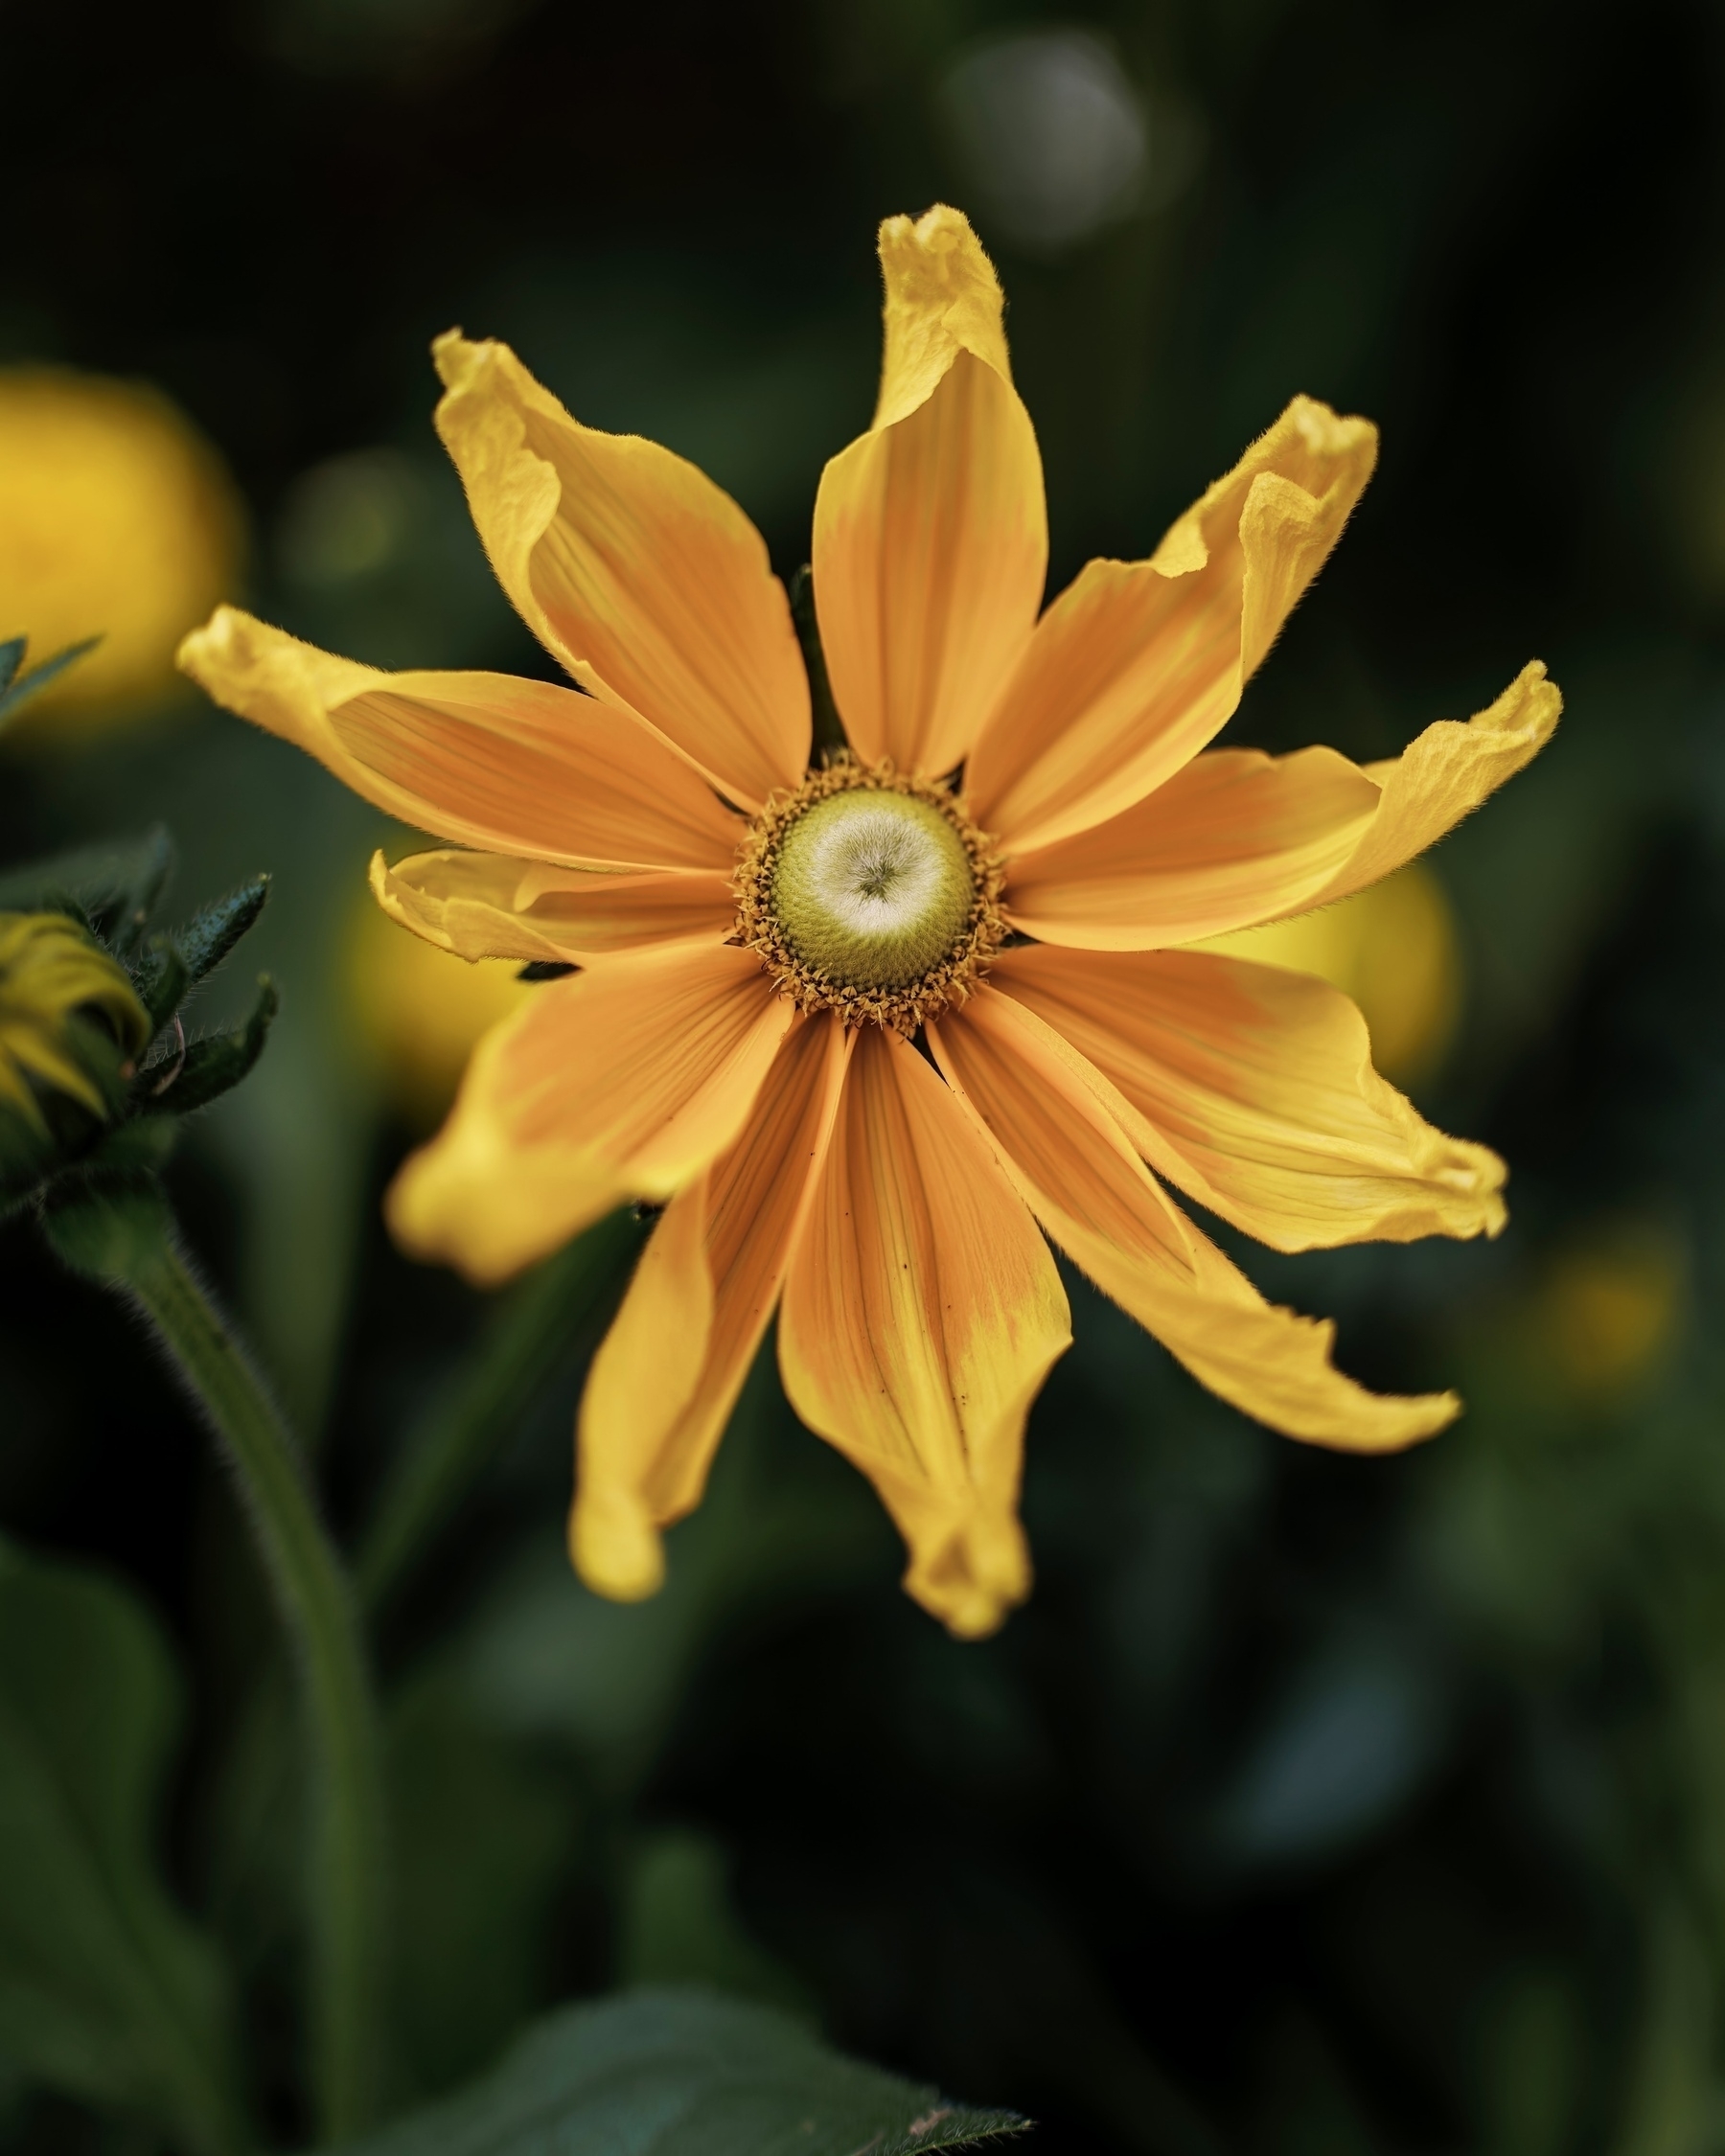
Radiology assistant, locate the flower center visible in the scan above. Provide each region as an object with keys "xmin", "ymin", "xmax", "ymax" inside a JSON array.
[
  {"xmin": 774, "ymin": 790, "xmax": 974, "ymax": 989},
  {"xmin": 733, "ymin": 759, "xmax": 1005, "ymax": 1032}
]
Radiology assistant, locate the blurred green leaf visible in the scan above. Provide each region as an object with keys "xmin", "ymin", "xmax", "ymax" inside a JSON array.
[
  {"xmin": 0, "ymin": 636, "xmax": 101, "ymax": 733},
  {"xmin": 0, "ymin": 1537, "xmax": 244, "ymax": 2154},
  {"xmin": 452, "ymin": 1362, "xmax": 887, "ymax": 1793},
  {"xmin": 0, "ymin": 829, "xmax": 174, "ymax": 954},
  {"xmin": 358, "ymin": 1208, "xmax": 640, "ymax": 1617},
  {"xmin": 332, "ymin": 1989, "xmax": 1024, "ymax": 2156},
  {"xmin": 617, "ymin": 1830, "xmax": 809, "ymax": 2014},
  {"xmin": 1611, "ymin": 1904, "xmax": 1718, "ymax": 2156},
  {"xmin": 388, "ymin": 1675, "xmax": 580, "ymax": 2100}
]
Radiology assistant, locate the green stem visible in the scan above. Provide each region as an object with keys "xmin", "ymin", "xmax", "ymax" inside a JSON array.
[
  {"xmin": 789, "ymin": 565, "xmax": 846, "ymax": 757},
  {"xmin": 357, "ymin": 1207, "xmax": 639, "ymax": 1617},
  {"xmin": 43, "ymin": 1180, "xmax": 387, "ymax": 2143}
]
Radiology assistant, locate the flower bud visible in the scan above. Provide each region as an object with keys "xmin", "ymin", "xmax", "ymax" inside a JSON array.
[{"xmin": 0, "ymin": 911, "xmax": 150, "ymax": 1186}]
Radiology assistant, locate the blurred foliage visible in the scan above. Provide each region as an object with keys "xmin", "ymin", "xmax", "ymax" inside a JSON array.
[
  {"xmin": 338, "ymin": 1990, "xmax": 1026, "ymax": 2156},
  {"xmin": 0, "ymin": 1537, "xmax": 243, "ymax": 2154},
  {"xmin": 1, "ymin": 0, "xmax": 1725, "ymax": 2152}
]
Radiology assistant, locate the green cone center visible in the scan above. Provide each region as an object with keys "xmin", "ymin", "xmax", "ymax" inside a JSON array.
[{"xmin": 770, "ymin": 788, "xmax": 977, "ymax": 991}]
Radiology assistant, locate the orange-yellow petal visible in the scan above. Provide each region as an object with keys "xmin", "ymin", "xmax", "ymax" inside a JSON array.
[
  {"xmin": 778, "ymin": 1023, "xmax": 1070, "ymax": 1638},
  {"xmin": 570, "ymin": 1013, "xmax": 851, "ymax": 1600},
  {"xmin": 433, "ymin": 332, "xmax": 808, "ymax": 808},
  {"xmin": 177, "ymin": 607, "xmax": 743, "ymax": 872},
  {"xmin": 930, "ymin": 988, "xmax": 1457, "ymax": 1451},
  {"xmin": 999, "ymin": 663, "xmax": 1559, "ymax": 948},
  {"xmin": 812, "ymin": 206, "xmax": 1046, "ymax": 779},
  {"xmin": 385, "ymin": 943, "xmax": 794, "ymax": 1286},
  {"xmin": 1002, "ymin": 745, "xmax": 1379, "ymax": 949},
  {"xmin": 1299, "ymin": 660, "xmax": 1560, "ymax": 908},
  {"xmin": 992, "ymin": 945, "xmax": 1505, "ymax": 1253},
  {"xmin": 966, "ymin": 397, "xmax": 1377, "ymax": 855},
  {"xmin": 370, "ymin": 849, "xmax": 735, "ymax": 965}
]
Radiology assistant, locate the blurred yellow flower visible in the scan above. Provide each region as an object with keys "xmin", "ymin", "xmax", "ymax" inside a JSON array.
[
  {"xmin": 343, "ymin": 889, "xmax": 530, "ymax": 1127},
  {"xmin": 1539, "ymin": 1225, "xmax": 1684, "ymax": 1399},
  {"xmin": 1201, "ymin": 862, "xmax": 1460, "ymax": 1086},
  {"xmin": 0, "ymin": 369, "xmax": 244, "ymax": 737}
]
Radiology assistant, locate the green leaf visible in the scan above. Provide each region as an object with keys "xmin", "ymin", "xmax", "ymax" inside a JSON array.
[
  {"xmin": 0, "ymin": 829, "xmax": 174, "ymax": 953},
  {"xmin": 168, "ymin": 876, "xmax": 270, "ymax": 986},
  {"xmin": 0, "ymin": 1537, "xmax": 245, "ymax": 2153},
  {"xmin": 143, "ymin": 976, "xmax": 279, "ymax": 1117},
  {"xmin": 0, "ymin": 636, "xmax": 102, "ymax": 732},
  {"xmin": 330, "ymin": 1989, "xmax": 1024, "ymax": 2156}
]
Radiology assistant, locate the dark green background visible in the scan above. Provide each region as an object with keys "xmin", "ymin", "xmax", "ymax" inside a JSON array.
[{"xmin": 4, "ymin": 1, "xmax": 1725, "ymax": 2150}]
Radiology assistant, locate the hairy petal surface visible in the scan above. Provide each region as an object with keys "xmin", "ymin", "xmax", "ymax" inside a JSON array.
[
  {"xmin": 370, "ymin": 849, "xmax": 735, "ymax": 965},
  {"xmin": 966, "ymin": 397, "xmax": 1377, "ymax": 855},
  {"xmin": 992, "ymin": 946, "xmax": 1505, "ymax": 1252},
  {"xmin": 779, "ymin": 1023, "xmax": 1070, "ymax": 1638},
  {"xmin": 813, "ymin": 206, "xmax": 1046, "ymax": 779},
  {"xmin": 433, "ymin": 331, "xmax": 809, "ymax": 808},
  {"xmin": 178, "ymin": 607, "xmax": 743, "ymax": 871},
  {"xmin": 386, "ymin": 945, "xmax": 794, "ymax": 1285},
  {"xmin": 931, "ymin": 989, "xmax": 1457, "ymax": 1450},
  {"xmin": 571, "ymin": 1014, "xmax": 851, "ymax": 1601}
]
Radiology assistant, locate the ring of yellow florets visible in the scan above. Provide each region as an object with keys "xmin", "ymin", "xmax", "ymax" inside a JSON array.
[{"xmin": 733, "ymin": 757, "xmax": 1006, "ymax": 1034}]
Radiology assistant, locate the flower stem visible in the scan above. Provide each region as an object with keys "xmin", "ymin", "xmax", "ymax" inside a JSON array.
[
  {"xmin": 356, "ymin": 1207, "xmax": 638, "ymax": 1616},
  {"xmin": 41, "ymin": 1179, "xmax": 387, "ymax": 2143}
]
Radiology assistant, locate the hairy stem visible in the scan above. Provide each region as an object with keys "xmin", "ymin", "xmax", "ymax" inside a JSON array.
[{"xmin": 43, "ymin": 1181, "xmax": 387, "ymax": 2142}]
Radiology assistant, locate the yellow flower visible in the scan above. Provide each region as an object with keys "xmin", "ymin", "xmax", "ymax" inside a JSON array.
[
  {"xmin": 0, "ymin": 912, "xmax": 150, "ymax": 1143},
  {"xmin": 0, "ymin": 369, "xmax": 243, "ymax": 736},
  {"xmin": 179, "ymin": 206, "xmax": 1558, "ymax": 1638}
]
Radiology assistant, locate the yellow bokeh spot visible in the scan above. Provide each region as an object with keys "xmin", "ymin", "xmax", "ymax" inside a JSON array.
[
  {"xmin": 1201, "ymin": 862, "xmax": 1461, "ymax": 1087},
  {"xmin": 0, "ymin": 368, "xmax": 245, "ymax": 737},
  {"xmin": 343, "ymin": 892, "xmax": 532, "ymax": 1127},
  {"xmin": 1539, "ymin": 1227, "xmax": 1685, "ymax": 1400}
]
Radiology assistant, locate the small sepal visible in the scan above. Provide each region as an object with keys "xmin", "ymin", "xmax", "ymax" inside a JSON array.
[
  {"xmin": 142, "ymin": 977, "xmax": 278, "ymax": 1118},
  {"xmin": 134, "ymin": 938, "xmax": 193, "ymax": 1032},
  {"xmin": 170, "ymin": 876, "xmax": 269, "ymax": 987}
]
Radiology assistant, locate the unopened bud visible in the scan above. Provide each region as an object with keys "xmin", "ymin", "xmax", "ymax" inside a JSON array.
[{"xmin": 0, "ymin": 911, "xmax": 150, "ymax": 1184}]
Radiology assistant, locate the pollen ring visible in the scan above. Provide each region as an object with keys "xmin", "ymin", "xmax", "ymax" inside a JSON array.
[{"xmin": 733, "ymin": 757, "xmax": 1006, "ymax": 1033}]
